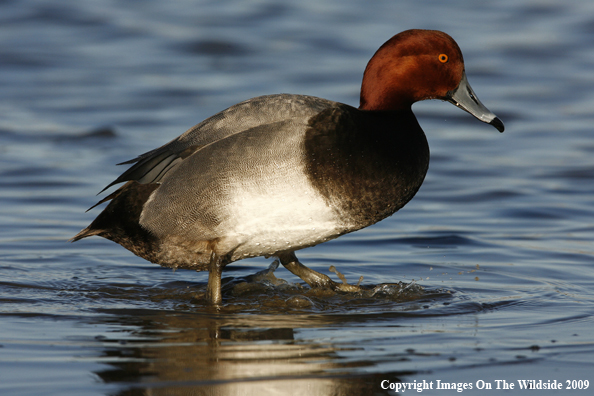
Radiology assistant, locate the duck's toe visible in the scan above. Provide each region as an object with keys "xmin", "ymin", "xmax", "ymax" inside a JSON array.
[{"xmin": 328, "ymin": 265, "xmax": 366, "ymax": 293}]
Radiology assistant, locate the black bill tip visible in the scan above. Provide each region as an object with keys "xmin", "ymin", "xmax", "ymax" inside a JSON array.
[{"xmin": 490, "ymin": 117, "xmax": 505, "ymax": 133}]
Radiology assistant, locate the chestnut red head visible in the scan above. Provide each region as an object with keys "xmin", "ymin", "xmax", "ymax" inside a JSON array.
[{"xmin": 360, "ymin": 29, "xmax": 503, "ymax": 132}]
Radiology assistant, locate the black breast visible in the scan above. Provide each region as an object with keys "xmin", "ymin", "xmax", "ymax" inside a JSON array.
[{"xmin": 303, "ymin": 105, "xmax": 429, "ymax": 228}]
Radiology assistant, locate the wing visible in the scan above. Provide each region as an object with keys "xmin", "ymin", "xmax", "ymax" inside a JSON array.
[{"xmin": 100, "ymin": 94, "xmax": 337, "ymax": 192}]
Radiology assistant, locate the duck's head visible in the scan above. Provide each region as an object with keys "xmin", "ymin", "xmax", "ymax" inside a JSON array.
[{"xmin": 359, "ymin": 29, "xmax": 504, "ymax": 132}]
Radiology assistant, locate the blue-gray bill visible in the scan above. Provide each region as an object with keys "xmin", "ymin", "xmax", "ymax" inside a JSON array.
[{"xmin": 447, "ymin": 72, "xmax": 505, "ymax": 133}]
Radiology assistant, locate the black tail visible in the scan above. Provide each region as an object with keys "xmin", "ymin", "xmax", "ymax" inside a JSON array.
[{"xmin": 70, "ymin": 181, "xmax": 160, "ymax": 262}]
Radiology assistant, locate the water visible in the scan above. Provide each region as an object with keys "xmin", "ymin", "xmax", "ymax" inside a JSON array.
[{"xmin": 2, "ymin": 0, "xmax": 594, "ymax": 394}]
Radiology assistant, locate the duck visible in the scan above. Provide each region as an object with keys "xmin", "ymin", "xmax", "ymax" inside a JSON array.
[{"xmin": 72, "ymin": 29, "xmax": 504, "ymax": 305}]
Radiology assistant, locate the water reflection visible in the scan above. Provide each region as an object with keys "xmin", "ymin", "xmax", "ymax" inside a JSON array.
[{"xmin": 92, "ymin": 309, "xmax": 406, "ymax": 395}]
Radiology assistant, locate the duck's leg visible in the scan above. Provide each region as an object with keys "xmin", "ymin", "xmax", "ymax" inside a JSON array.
[
  {"xmin": 206, "ymin": 252, "xmax": 225, "ymax": 305},
  {"xmin": 277, "ymin": 251, "xmax": 362, "ymax": 292}
]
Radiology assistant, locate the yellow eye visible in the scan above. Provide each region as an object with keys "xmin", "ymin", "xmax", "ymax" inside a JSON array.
[{"xmin": 438, "ymin": 54, "xmax": 448, "ymax": 63}]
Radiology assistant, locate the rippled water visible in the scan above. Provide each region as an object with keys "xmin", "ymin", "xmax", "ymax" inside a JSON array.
[{"xmin": 2, "ymin": 0, "xmax": 594, "ymax": 395}]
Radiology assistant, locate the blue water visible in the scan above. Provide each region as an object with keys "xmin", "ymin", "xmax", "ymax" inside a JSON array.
[{"xmin": 2, "ymin": 0, "xmax": 594, "ymax": 395}]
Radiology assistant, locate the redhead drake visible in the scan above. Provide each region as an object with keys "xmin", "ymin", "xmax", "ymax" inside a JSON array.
[{"xmin": 72, "ymin": 29, "xmax": 504, "ymax": 305}]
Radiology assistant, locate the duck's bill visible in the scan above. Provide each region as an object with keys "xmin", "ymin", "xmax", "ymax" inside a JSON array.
[{"xmin": 446, "ymin": 72, "xmax": 504, "ymax": 133}]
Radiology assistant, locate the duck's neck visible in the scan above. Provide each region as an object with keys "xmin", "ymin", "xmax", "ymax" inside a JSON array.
[
  {"xmin": 359, "ymin": 83, "xmax": 416, "ymax": 112},
  {"xmin": 359, "ymin": 73, "xmax": 415, "ymax": 111}
]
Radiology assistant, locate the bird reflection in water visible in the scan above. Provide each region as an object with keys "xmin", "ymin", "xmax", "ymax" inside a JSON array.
[
  {"xmin": 91, "ymin": 271, "xmax": 433, "ymax": 395},
  {"xmin": 93, "ymin": 310, "xmax": 412, "ymax": 395}
]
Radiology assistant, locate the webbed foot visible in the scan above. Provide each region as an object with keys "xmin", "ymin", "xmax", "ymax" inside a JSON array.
[{"xmin": 277, "ymin": 251, "xmax": 365, "ymax": 293}]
